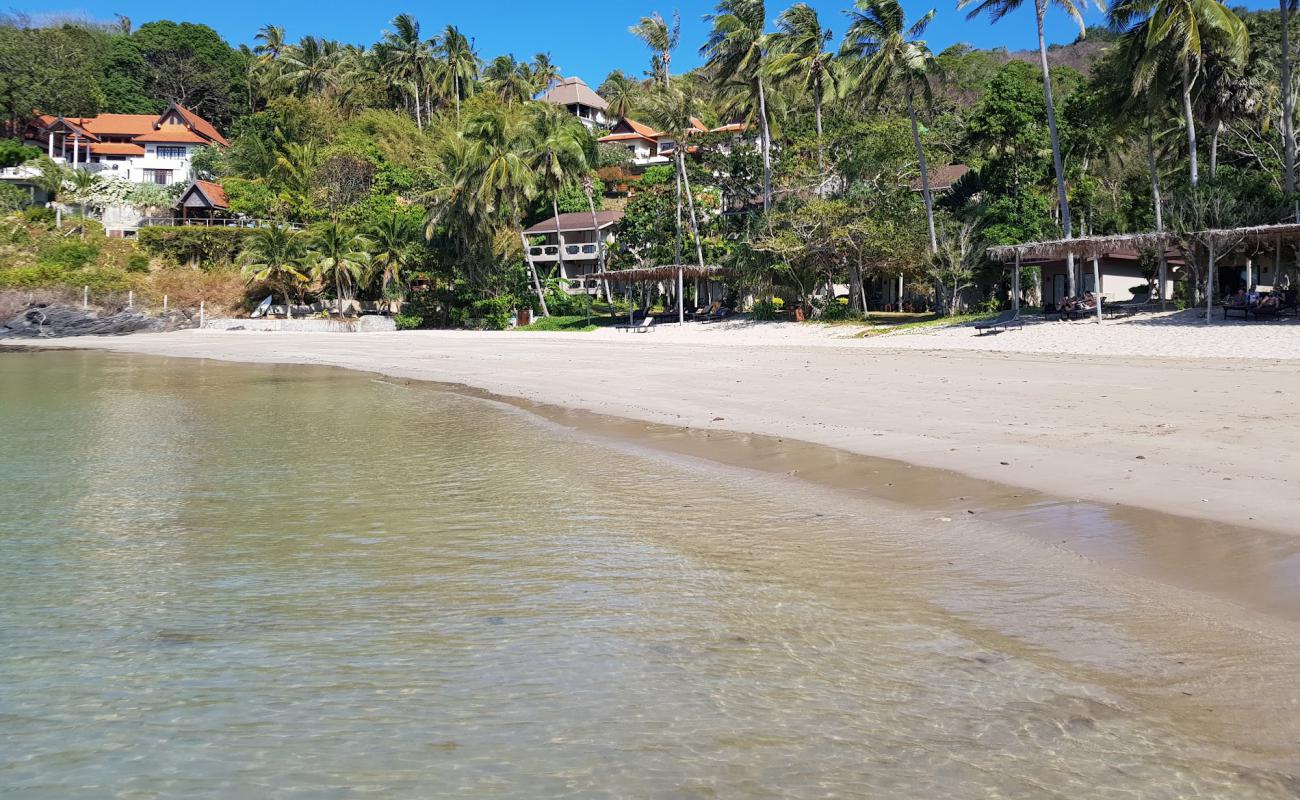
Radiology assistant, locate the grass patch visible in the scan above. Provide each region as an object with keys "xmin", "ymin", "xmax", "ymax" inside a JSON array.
[
  {"xmin": 859, "ymin": 312, "xmax": 990, "ymax": 337},
  {"xmin": 520, "ymin": 314, "xmax": 605, "ymax": 332}
]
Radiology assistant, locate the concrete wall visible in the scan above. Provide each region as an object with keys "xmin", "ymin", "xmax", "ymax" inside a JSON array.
[{"xmin": 204, "ymin": 316, "xmax": 397, "ymax": 333}]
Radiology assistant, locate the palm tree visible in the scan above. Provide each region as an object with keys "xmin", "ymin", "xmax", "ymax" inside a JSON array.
[
  {"xmin": 1109, "ymin": 0, "xmax": 1248, "ymax": 188},
  {"xmin": 645, "ymin": 86, "xmax": 709, "ymax": 274},
  {"xmin": 600, "ymin": 71, "xmax": 640, "ymax": 120},
  {"xmin": 378, "ymin": 14, "xmax": 433, "ymax": 129},
  {"xmin": 369, "ymin": 212, "xmax": 421, "ymax": 302},
  {"xmin": 630, "ymin": 11, "xmax": 681, "ymax": 88},
  {"xmin": 308, "ymin": 222, "xmax": 372, "ymax": 308},
  {"xmin": 281, "ymin": 36, "xmax": 338, "ymax": 97},
  {"xmin": 528, "ymin": 107, "xmax": 592, "ymax": 305},
  {"xmin": 483, "ymin": 55, "xmax": 537, "ymax": 105},
  {"xmin": 253, "ymin": 24, "xmax": 286, "ymax": 62},
  {"xmin": 766, "ymin": 3, "xmax": 837, "ymax": 151},
  {"xmin": 703, "ymin": 0, "xmax": 773, "ymax": 210},
  {"xmin": 840, "ymin": 0, "xmax": 938, "ymax": 254},
  {"xmin": 239, "ymin": 226, "xmax": 310, "ymax": 317},
  {"xmin": 1195, "ymin": 52, "xmax": 1261, "ymax": 178},
  {"xmin": 531, "ymin": 53, "xmax": 561, "ymax": 92},
  {"xmin": 960, "ymin": 0, "xmax": 1102, "ymax": 291},
  {"xmin": 68, "ymin": 168, "xmax": 96, "ymax": 237},
  {"xmin": 1283, "ymin": 0, "xmax": 1297, "ymax": 218},
  {"xmin": 434, "ymin": 25, "xmax": 479, "ymax": 120}
]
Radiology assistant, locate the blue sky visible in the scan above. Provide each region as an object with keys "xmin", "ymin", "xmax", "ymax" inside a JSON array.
[{"xmin": 17, "ymin": 0, "xmax": 1277, "ymax": 83}]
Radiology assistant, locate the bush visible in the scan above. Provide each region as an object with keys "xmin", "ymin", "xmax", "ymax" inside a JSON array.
[
  {"xmin": 470, "ymin": 296, "xmax": 513, "ymax": 330},
  {"xmin": 752, "ymin": 296, "xmax": 783, "ymax": 321},
  {"xmin": 38, "ymin": 240, "xmax": 100, "ymax": 270},
  {"xmin": 137, "ymin": 227, "xmax": 253, "ymax": 269},
  {"xmin": 22, "ymin": 206, "xmax": 55, "ymax": 225},
  {"xmin": 126, "ymin": 252, "xmax": 151, "ymax": 273},
  {"xmin": 0, "ymin": 183, "xmax": 30, "ymax": 212},
  {"xmin": 544, "ymin": 290, "xmax": 586, "ymax": 316},
  {"xmin": 393, "ymin": 313, "xmax": 424, "ymax": 330},
  {"xmin": 818, "ymin": 297, "xmax": 857, "ymax": 322}
]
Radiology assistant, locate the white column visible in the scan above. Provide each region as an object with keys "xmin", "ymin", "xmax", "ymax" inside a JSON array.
[
  {"xmin": 1092, "ymin": 256, "xmax": 1103, "ymax": 324},
  {"xmin": 1012, "ymin": 252, "xmax": 1021, "ymax": 311},
  {"xmin": 1246, "ymin": 257, "xmax": 1253, "ymax": 290},
  {"xmin": 47, "ymin": 131, "xmax": 54, "ymax": 158},
  {"xmin": 677, "ymin": 267, "xmax": 684, "ymax": 325}
]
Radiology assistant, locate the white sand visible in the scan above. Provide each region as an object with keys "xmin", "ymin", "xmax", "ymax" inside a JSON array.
[{"xmin": 13, "ymin": 316, "xmax": 1300, "ymax": 537}]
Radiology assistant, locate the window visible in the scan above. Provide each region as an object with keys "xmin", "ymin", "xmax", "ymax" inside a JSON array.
[
  {"xmin": 156, "ymin": 146, "xmax": 187, "ymax": 159},
  {"xmin": 144, "ymin": 169, "xmax": 172, "ymax": 185}
]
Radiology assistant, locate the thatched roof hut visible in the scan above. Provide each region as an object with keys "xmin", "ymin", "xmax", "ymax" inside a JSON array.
[
  {"xmin": 589, "ymin": 265, "xmax": 732, "ymax": 283},
  {"xmin": 986, "ymin": 222, "xmax": 1300, "ymax": 263}
]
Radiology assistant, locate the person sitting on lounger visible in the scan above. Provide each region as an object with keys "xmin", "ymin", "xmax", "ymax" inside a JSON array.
[
  {"xmin": 1228, "ymin": 288, "xmax": 1247, "ymax": 306},
  {"xmin": 1257, "ymin": 293, "xmax": 1280, "ymax": 310}
]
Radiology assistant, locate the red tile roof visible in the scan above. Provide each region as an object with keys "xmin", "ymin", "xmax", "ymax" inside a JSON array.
[
  {"xmin": 171, "ymin": 103, "xmax": 229, "ymax": 146},
  {"xmin": 133, "ymin": 125, "xmax": 211, "ymax": 144},
  {"xmin": 179, "ymin": 180, "xmax": 229, "ymax": 210},
  {"xmin": 89, "ymin": 142, "xmax": 145, "ymax": 156},
  {"xmin": 32, "ymin": 106, "xmax": 227, "ymax": 147}
]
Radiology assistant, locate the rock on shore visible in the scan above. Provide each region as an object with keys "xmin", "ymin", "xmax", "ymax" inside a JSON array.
[{"xmin": 0, "ymin": 304, "xmax": 197, "ymax": 338}]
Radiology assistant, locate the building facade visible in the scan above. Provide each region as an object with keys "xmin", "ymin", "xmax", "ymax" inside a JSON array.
[
  {"xmin": 539, "ymin": 77, "xmax": 610, "ymax": 130},
  {"xmin": 522, "ymin": 210, "xmax": 624, "ymax": 294}
]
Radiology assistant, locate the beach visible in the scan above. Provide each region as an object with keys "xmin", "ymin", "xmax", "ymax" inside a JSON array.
[{"xmin": 13, "ymin": 315, "xmax": 1300, "ymax": 540}]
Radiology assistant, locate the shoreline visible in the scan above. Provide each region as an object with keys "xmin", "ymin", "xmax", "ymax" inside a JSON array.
[{"xmin": 9, "ymin": 328, "xmax": 1299, "ymax": 538}]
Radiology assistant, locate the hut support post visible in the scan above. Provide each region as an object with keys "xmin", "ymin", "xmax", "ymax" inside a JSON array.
[
  {"xmin": 1246, "ymin": 257, "xmax": 1253, "ymax": 291},
  {"xmin": 1158, "ymin": 251, "xmax": 1167, "ymax": 310},
  {"xmin": 1092, "ymin": 256, "xmax": 1102, "ymax": 324},
  {"xmin": 627, "ymin": 286, "xmax": 633, "ymax": 327},
  {"xmin": 1012, "ymin": 252, "xmax": 1021, "ymax": 311},
  {"xmin": 1206, "ymin": 241, "xmax": 1216, "ymax": 324},
  {"xmin": 677, "ymin": 267, "xmax": 684, "ymax": 325}
]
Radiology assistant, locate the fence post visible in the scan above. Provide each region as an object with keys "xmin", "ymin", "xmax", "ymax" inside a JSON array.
[
  {"xmin": 163, "ymin": 295, "xmax": 168, "ymax": 313},
  {"xmin": 199, "ymin": 301, "xmax": 205, "ymax": 329},
  {"xmin": 128, "ymin": 290, "xmax": 134, "ymax": 309},
  {"xmin": 83, "ymin": 285, "xmax": 88, "ymax": 309}
]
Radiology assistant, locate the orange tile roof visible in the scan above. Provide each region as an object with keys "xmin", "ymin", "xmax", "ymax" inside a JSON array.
[
  {"xmin": 133, "ymin": 125, "xmax": 210, "ymax": 144},
  {"xmin": 80, "ymin": 114, "xmax": 159, "ymax": 137},
  {"xmin": 598, "ymin": 132, "xmax": 656, "ymax": 143},
  {"xmin": 193, "ymin": 180, "xmax": 228, "ymax": 209},
  {"xmin": 89, "ymin": 142, "xmax": 145, "ymax": 156},
  {"xmin": 172, "ymin": 103, "xmax": 228, "ymax": 146}
]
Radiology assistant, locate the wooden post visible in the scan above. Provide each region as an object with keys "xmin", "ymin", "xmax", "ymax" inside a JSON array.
[
  {"xmin": 128, "ymin": 290, "xmax": 133, "ymax": 309},
  {"xmin": 163, "ymin": 295, "xmax": 168, "ymax": 313},
  {"xmin": 1012, "ymin": 252, "xmax": 1021, "ymax": 311},
  {"xmin": 677, "ymin": 267, "xmax": 684, "ymax": 325},
  {"xmin": 1206, "ymin": 241, "xmax": 1215, "ymax": 324},
  {"xmin": 82, "ymin": 285, "xmax": 88, "ymax": 309},
  {"xmin": 199, "ymin": 300, "xmax": 205, "ymax": 328},
  {"xmin": 1092, "ymin": 256, "xmax": 1103, "ymax": 324},
  {"xmin": 627, "ymin": 286, "xmax": 633, "ymax": 327},
  {"xmin": 1246, "ymin": 256, "xmax": 1253, "ymax": 291}
]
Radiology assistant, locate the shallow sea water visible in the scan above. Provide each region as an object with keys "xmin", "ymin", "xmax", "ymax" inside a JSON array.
[{"xmin": 1, "ymin": 350, "xmax": 1297, "ymax": 799}]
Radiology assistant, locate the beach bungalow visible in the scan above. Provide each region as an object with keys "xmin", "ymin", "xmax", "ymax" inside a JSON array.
[
  {"xmin": 1023, "ymin": 250, "xmax": 1181, "ymax": 310},
  {"xmin": 539, "ymin": 77, "xmax": 611, "ymax": 130},
  {"xmin": 523, "ymin": 210, "xmax": 624, "ymax": 294}
]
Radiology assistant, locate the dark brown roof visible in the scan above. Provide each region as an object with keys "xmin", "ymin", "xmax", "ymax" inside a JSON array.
[
  {"xmin": 912, "ymin": 164, "xmax": 969, "ymax": 192},
  {"xmin": 539, "ymin": 77, "xmax": 608, "ymax": 112},
  {"xmin": 523, "ymin": 210, "xmax": 624, "ymax": 235},
  {"xmin": 178, "ymin": 180, "xmax": 229, "ymax": 210}
]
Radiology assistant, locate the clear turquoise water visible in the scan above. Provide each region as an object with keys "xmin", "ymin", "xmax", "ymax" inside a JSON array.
[{"xmin": 1, "ymin": 350, "xmax": 1297, "ymax": 799}]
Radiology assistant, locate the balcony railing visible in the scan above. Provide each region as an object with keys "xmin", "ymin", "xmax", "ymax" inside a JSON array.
[
  {"xmin": 529, "ymin": 243, "xmax": 599, "ymax": 261},
  {"xmin": 139, "ymin": 217, "xmax": 304, "ymax": 230}
]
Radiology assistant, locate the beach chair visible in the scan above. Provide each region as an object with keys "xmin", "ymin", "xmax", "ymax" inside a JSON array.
[
  {"xmin": 973, "ymin": 309, "xmax": 1023, "ymax": 335},
  {"xmin": 700, "ymin": 307, "xmax": 734, "ymax": 323},
  {"xmin": 691, "ymin": 302, "xmax": 721, "ymax": 321},
  {"xmin": 616, "ymin": 316, "xmax": 655, "ymax": 333},
  {"xmin": 1106, "ymin": 293, "xmax": 1152, "ymax": 318}
]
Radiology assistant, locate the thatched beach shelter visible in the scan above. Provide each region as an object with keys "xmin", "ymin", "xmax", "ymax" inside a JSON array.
[{"xmin": 590, "ymin": 265, "xmax": 733, "ymax": 325}]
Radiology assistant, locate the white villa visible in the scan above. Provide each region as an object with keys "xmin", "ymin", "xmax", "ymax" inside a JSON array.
[
  {"xmin": 598, "ymin": 117, "xmax": 750, "ymax": 168},
  {"xmin": 539, "ymin": 77, "xmax": 610, "ymax": 130},
  {"xmin": 11, "ymin": 102, "xmax": 227, "ymax": 187}
]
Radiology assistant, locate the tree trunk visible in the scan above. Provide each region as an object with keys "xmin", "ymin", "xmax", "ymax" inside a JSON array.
[
  {"xmin": 908, "ymin": 92, "xmax": 938, "ymax": 256},
  {"xmin": 849, "ymin": 254, "xmax": 863, "ymax": 314},
  {"xmin": 814, "ymin": 78, "xmax": 824, "ymax": 175},
  {"xmin": 1182, "ymin": 58, "xmax": 1200, "ymax": 188},
  {"xmin": 1283, "ymin": 0, "xmax": 1297, "ymax": 219},
  {"xmin": 454, "ymin": 75, "xmax": 461, "ymax": 121},
  {"xmin": 1146, "ymin": 123, "xmax": 1168, "ymax": 308},
  {"xmin": 1210, "ymin": 121, "xmax": 1221, "ymax": 179},
  {"xmin": 585, "ymin": 188, "xmax": 611, "ymax": 303},
  {"xmin": 520, "ymin": 230, "xmax": 549, "ymax": 317},
  {"xmin": 679, "ymin": 150, "xmax": 707, "ymax": 269},
  {"xmin": 551, "ymin": 198, "xmax": 567, "ymax": 284},
  {"xmin": 757, "ymin": 76, "xmax": 773, "ymax": 211},
  {"xmin": 674, "ymin": 150, "xmax": 683, "ymax": 272},
  {"xmin": 1036, "ymin": 9, "xmax": 1072, "ymax": 243},
  {"xmin": 414, "ymin": 82, "xmax": 423, "ymax": 131}
]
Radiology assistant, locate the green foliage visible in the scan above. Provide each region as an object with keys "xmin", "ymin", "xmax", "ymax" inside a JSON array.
[
  {"xmin": 137, "ymin": 227, "xmax": 253, "ymax": 268},
  {"xmin": 0, "ymin": 139, "xmax": 40, "ymax": 169},
  {"xmin": 126, "ymin": 252, "xmax": 151, "ymax": 273},
  {"xmin": 0, "ymin": 182, "xmax": 31, "ymax": 212},
  {"xmin": 393, "ymin": 312, "xmax": 425, "ymax": 330},
  {"xmin": 38, "ymin": 240, "xmax": 100, "ymax": 270},
  {"xmin": 21, "ymin": 207, "xmax": 55, "ymax": 226},
  {"xmin": 469, "ymin": 296, "xmax": 513, "ymax": 330},
  {"xmin": 751, "ymin": 296, "xmax": 784, "ymax": 320},
  {"xmin": 817, "ymin": 297, "xmax": 856, "ymax": 321}
]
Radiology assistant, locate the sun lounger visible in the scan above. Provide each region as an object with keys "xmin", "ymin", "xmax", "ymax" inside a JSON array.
[
  {"xmin": 616, "ymin": 316, "xmax": 655, "ymax": 333},
  {"xmin": 691, "ymin": 302, "xmax": 721, "ymax": 321},
  {"xmin": 700, "ymin": 307, "xmax": 733, "ymax": 323},
  {"xmin": 973, "ymin": 309, "xmax": 1023, "ymax": 334}
]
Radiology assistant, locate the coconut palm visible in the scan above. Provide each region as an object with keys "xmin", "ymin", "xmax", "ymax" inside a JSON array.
[
  {"xmin": 960, "ymin": 0, "xmax": 1103, "ymax": 263},
  {"xmin": 1283, "ymin": 0, "xmax": 1297, "ymax": 217},
  {"xmin": 630, "ymin": 11, "xmax": 681, "ymax": 88},
  {"xmin": 239, "ymin": 226, "xmax": 310, "ymax": 317},
  {"xmin": 368, "ymin": 212, "xmax": 422, "ymax": 301},
  {"xmin": 1109, "ymin": 0, "xmax": 1249, "ymax": 188},
  {"xmin": 766, "ymin": 3, "xmax": 837, "ymax": 150},
  {"xmin": 703, "ymin": 0, "xmax": 773, "ymax": 210},
  {"xmin": 528, "ymin": 106, "xmax": 593, "ymax": 305},
  {"xmin": 531, "ymin": 53, "xmax": 561, "ymax": 92},
  {"xmin": 840, "ymin": 0, "xmax": 939, "ymax": 253},
  {"xmin": 1195, "ymin": 52, "xmax": 1262, "ymax": 178},
  {"xmin": 600, "ymin": 71, "xmax": 640, "ymax": 120},
  {"xmin": 644, "ymin": 86, "xmax": 709, "ymax": 274},
  {"xmin": 308, "ymin": 222, "xmax": 372, "ymax": 307},
  {"xmin": 434, "ymin": 25, "xmax": 479, "ymax": 120},
  {"xmin": 483, "ymin": 55, "xmax": 537, "ymax": 105},
  {"xmin": 281, "ymin": 36, "xmax": 338, "ymax": 97},
  {"xmin": 253, "ymin": 24, "xmax": 286, "ymax": 62},
  {"xmin": 378, "ymin": 14, "xmax": 434, "ymax": 129}
]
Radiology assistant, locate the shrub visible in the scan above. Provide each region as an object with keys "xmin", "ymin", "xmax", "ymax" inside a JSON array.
[
  {"xmin": 126, "ymin": 253, "xmax": 151, "ymax": 273},
  {"xmin": 470, "ymin": 296, "xmax": 513, "ymax": 330},
  {"xmin": 0, "ymin": 183, "xmax": 30, "ymax": 212},
  {"xmin": 544, "ymin": 290, "xmax": 585, "ymax": 316},
  {"xmin": 38, "ymin": 240, "xmax": 100, "ymax": 270},
  {"xmin": 818, "ymin": 297, "xmax": 857, "ymax": 322},
  {"xmin": 752, "ymin": 297, "xmax": 783, "ymax": 321},
  {"xmin": 137, "ymin": 227, "xmax": 253, "ymax": 269},
  {"xmin": 393, "ymin": 312, "xmax": 424, "ymax": 330},
  {"xmin": 22, "ymin": 206, "xmax": 55, "ymax": 225}
]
